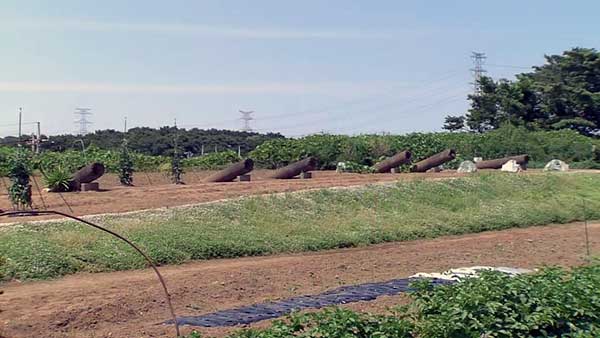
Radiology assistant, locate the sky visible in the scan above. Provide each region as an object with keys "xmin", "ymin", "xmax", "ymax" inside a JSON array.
[{"xmin": 0, "ymin": 1, "xmax": 598, "ymax": 137}]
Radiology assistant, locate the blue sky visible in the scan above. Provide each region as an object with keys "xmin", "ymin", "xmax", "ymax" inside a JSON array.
[{"xmin": 0, "ymin": 1, "xmax": 598, "ymax": 137}]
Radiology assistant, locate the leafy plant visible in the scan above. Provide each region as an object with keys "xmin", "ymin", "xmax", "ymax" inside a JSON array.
[
  {"xmin": 229, "ymin": 308, "xmax": 414, "ymax": 338},
  {"xmin": 7, "ymin": 149, "xmax": 32, "ymax": 209},
  {"xmin": 408, "ymin": 265, "xmax": 600, "ymax": 337},
  {"xmin": 118, "ymin": 139, "xmax": 134, "ymax": 186},
  {"xmin": 171, "ymin": 133, "xmax": 184, "ymax": 184},
  {"xmin": 171, "ymin": 155, "xmax": 184, "ymax": 184},
  {"xmin": 42, "ymin": 166, "xmax": 73, "ymax": 192}
]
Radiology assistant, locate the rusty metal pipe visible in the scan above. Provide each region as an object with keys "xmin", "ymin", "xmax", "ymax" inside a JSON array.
[
  {"xmin": 410, "ymin": 149, "xmax": 456, "ymax": 173},
  {"xmin": 204, "ymin": 159, "xmax": 254, "ymax": 183},
  {"xmin": 476, "ymin": 154, "xmax": 530, "ymax": 170},
  {"xmin": 373, "ymin": 150, "xmax": 411, "ymax": 173},
  {"xmin": 72, "ymin": 162, "xmax": 105, "ymax": 183},
  {"xmin": 68, "ymin": 162, "xmax": 106, "ymax": 191},
  {"xmin": 271, "ymin": 157, "xmax": 317, "ymax": 179}
]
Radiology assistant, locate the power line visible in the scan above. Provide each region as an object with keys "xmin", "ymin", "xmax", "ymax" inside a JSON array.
[
  {"xmin": 470, "ymin": 52, "xmax": 487, "ymax": 96},
  {"xmin": 74, "ymin": 108, "xmax": 93, "ymax": 135},
  {"xmin": 255, "ymin": 79, "xmax": 469, "ymax": 134},
  {"xmin": 0, "ymin": 122, "xmax": 37, "ymax": 128},
  {"xmin": 487, "ymin": 63, "xmax": 531, "ymax": 70},
  {"xmin": 176, "ymin": 70, "xmax": 464, "ymax": 132},
  {"xmin": 256, "ymin": 69, "xmax": 465, "ymax": 123},
  {"xmin": 341, "ymin": 90, "xmax": 469, "ymax": 135}
]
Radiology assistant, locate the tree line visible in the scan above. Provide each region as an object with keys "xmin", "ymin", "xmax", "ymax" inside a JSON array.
[
  {"xmin": 0, "ymin": 127, "xmax": 284, "ymax": 157},
  {"xmin": 444, "ymin": 48, "xmax": 600, "ymax": 136}
]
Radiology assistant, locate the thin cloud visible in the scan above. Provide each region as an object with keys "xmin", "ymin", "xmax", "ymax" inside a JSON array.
[
  {"xmin": 0, "ymin": 81, "xmax": 390, "ymax": 95},
  {"xmin": 2, "ymin": 19, "xmax": 396, "ymax": 40}
]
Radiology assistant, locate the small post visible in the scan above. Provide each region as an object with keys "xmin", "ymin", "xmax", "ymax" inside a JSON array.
[
  {"xmin": 201, "ymin": 144, "xmax": 204, "ymax": 156},
  {"xmin": 18, "ymin": 107, "xmax": 22, "ymax": 139},
  {"xmin": 36, "ymin": 122, "xmax": 41, "ymax": 153},
  {"xmin": 238, "ymin": 145, "xmax": 241, "ymax": 157},
  {"xmin": 582, "ymin": 198, "xmax": 591, "ymax": 257}
]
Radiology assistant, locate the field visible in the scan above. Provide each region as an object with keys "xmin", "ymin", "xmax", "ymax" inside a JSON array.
[
  {"xmin": 0, "ymin": 170, "xmax": 467, "ymax": 222},
  {"xmin": 1, "ymin": 222, "xmax": 598, "ymax": 337},
  {"xmin": 1, "ymin": 171, "xmax": 600, "ymax": 337}
]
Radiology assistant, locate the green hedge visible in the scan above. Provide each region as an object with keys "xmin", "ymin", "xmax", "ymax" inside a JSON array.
[{"xmin": 250, "ymin": 125, "xmax": 599, "ymax": 169}]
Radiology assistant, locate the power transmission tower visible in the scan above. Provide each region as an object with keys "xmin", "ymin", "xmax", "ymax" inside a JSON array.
[
  {"xmin": 470, "ymin": 52, "xmax": 487, "ymax": 96},
  {"xmin": 74, "ymin": 108, "xmax": 93, "ymax": 135},
  {"xmin": 239, "ymin": 110, "xmax": 254, "ymax": 132}
]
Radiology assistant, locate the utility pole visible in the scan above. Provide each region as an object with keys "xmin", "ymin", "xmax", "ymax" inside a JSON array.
[
  {"xmin": 74, "ymin": 108, "xmax": 93, "ymax": 135},
  {"xmin": 173, "ymin": 118, "xmax": 178, "ymax": 155},
  {"xmin": 239, "ymin": 110, "xmax": 254, "ymax": 132},
  {"xmin": 35, "ymin": 122, "xmax": 41, "ymax": 153},
  {"xmin": 123, "ymin": 116, "xmax": 128, "ymax": 133},
  {"xmin": 470, "ymin": 52, "xmax": 487, "ymax": 96},
  {"xmin": 18, "ymin": 107, "xmax": 22, "ymax": 139}
]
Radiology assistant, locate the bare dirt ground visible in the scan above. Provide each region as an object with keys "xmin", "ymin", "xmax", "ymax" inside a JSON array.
[
  {"xmin": 3, "ymin": 169, "xmax": 596, "ymax": 224},
  {"xmin": 0, "ymin": 170, "xmax": 471, "ymax": 223},
  {"xmin": 1, "ymin": 221, "xmax": 598, "ymax": 338}
]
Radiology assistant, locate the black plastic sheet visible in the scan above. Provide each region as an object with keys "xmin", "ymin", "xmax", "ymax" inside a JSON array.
[{"xmin": 164, "ymin": 278, "xmax": 452, "ymax": 327}]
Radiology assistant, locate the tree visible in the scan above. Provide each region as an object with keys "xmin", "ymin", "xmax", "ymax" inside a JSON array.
[
  {"xmin": 442, "ymin": 115, "xmax": 466, "ymax": 132},
  {"xmin": 1, "ymin": 127, "xmax": 285, "ymax": 156},
  {"xmin": 464, "ymin": 48, "xmax": 600, "ymax": 135}
]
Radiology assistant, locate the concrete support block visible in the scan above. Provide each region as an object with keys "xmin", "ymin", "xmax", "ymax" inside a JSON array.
[
  {"xmin": 300, "ymin": 171, "xmax": 312, "ymax": 179},
  {"xmin": 80, "ymin": 182, "xmax": 100, "ymax": 191}
]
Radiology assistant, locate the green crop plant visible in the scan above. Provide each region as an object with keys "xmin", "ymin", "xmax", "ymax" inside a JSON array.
[
  {"xmin": 7, "ymin": 149, "xmax": 32, "ymax": 209},
  {"xmin": 118, "ymin": 139, "xmax": 134, "ymax": 186}
]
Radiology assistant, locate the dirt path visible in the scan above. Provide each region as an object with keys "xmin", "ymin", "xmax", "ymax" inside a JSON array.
[{"xmin": 1, "ymin": 222, "xmax": 598, "ymax": 338}]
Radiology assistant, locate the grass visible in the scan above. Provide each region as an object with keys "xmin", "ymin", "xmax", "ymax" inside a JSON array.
[{"xmin": 1, "ymin": 172, "xmax": 600, "ymax": 281}]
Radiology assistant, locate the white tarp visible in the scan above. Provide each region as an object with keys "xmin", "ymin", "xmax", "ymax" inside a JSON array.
[{"xmin": 410, "ymin": 266, "xmax": 534, "ymax": 281}]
